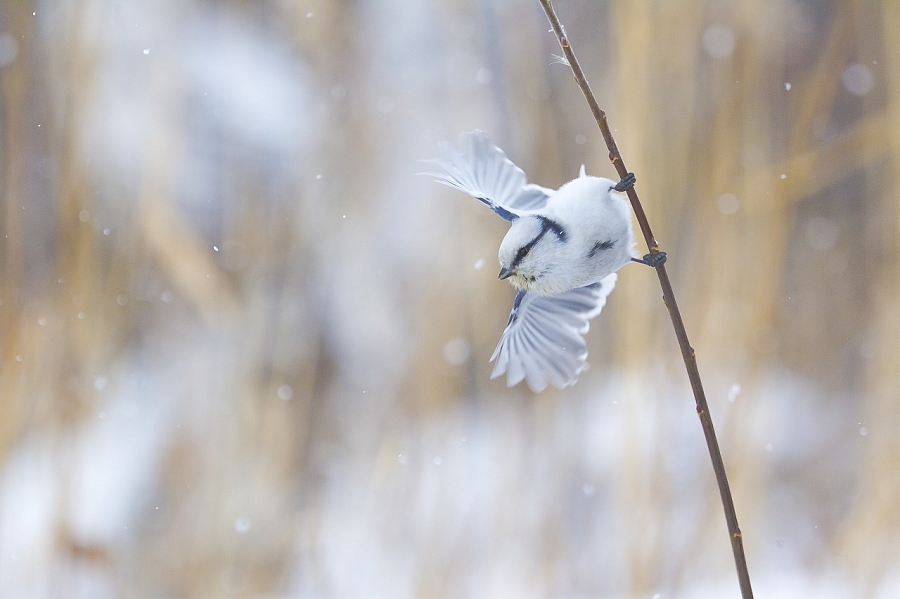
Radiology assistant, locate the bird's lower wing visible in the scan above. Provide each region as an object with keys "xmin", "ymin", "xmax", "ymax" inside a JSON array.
[
  {"xmin": 422, "ymin": 130, "xmax": 552, "ymax": 221},
  {"xmin": 490, "ymin": 274, "xmax": 617, "ymax": 392}
]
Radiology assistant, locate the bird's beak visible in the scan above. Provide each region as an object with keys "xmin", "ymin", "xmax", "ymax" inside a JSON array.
[{"xmin": 498, "ymin": 266, "xmax": 514, "ymax": 280}]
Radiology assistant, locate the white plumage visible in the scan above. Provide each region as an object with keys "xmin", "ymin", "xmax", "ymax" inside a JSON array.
[{"xmin": 425, "ymin": 131, "xmax": 639, "ymax": 392}]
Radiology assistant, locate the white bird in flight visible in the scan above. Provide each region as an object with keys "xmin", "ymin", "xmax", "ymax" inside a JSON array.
[{"xmin": 426, "ymin": 131, "xmax": 664, "ymax": 392}]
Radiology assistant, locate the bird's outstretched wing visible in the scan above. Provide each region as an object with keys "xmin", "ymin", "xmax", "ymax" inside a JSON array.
[
  {"xmin": 490, "ymin": 275, "xmax": 617, "ymax": 392},
  {"xmin": 423, "ymin": 130, "xmax": 552, "ymax": 221}
]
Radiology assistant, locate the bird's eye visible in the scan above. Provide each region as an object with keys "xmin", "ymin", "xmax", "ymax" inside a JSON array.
[{"xmin": 515, "ymin": 246, "xmax": 529, "ymax": 263}]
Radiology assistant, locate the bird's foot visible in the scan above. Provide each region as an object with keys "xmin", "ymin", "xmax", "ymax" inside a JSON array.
[
  {"xmin": 613, "ymin": 172, "xmax": 636, "ymax": 192},
  {"xmin": 631, "ymin": 251, "xmax": 667, "ymax": 268}
]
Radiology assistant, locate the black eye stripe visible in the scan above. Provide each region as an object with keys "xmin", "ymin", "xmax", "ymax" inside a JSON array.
[
  {"xmin": 512, "ymin": 241, "xmax": 535, "ymax": 267},
  {"xmin": 510, "ymin": 216, "xmax": 567, "ymax": 268}
]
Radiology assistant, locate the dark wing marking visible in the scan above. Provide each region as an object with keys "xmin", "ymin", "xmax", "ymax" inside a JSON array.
[
  {"xmin": 423, "ymin": 131, "xmax": 553, "ymax": 221},
  {"xmin": 490, "ymin": 274, "xmax": 617, "ymax": 392},
  {"xmin": 588, "ymin": 239, "xmax": 615, "ymax": 257}
]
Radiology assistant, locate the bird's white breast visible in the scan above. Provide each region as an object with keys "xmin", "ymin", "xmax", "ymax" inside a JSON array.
[{"xmin": 542, "ymin": 177, "xmax": 635, "ymax": 289}]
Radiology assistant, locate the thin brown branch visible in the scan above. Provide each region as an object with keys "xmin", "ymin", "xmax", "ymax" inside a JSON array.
[{"xmin": 537, "ymin": 2, "xmax": 755, "ymax": 598}]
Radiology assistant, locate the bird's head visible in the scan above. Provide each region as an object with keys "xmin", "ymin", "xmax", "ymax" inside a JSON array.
[{"xmin": 498, "ymin": 214, "xmax": 568, "ymax": 294}]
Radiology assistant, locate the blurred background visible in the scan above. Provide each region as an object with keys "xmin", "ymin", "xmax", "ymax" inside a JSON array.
[{"xmin": 0, "ymin": 0, "xmax": 897, "ymax": 597}]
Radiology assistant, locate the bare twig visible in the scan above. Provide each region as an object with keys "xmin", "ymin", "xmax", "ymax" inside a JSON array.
[{"xmin": 537, "ymin": 2, "xmax": 754, "ymax": 597}]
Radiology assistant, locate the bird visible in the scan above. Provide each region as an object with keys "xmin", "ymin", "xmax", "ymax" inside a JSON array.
[{"xmin": 425, "ymin": 130, "xmax": 664, "ymax": 392}]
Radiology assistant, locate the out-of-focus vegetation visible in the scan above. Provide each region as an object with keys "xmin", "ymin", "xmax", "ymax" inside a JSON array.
[{"xmin": 0, "ymin": 0, "xmax": 898, "ymax": 596}]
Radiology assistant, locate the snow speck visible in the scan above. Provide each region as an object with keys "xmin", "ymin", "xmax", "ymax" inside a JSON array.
[
  {"xmin": 785, "ymin": 82, "xmax": 792, "ymax": 91},
  {"xmin": 213, "ymin": 245, "xmax": 219, "ymax": 251},
  {"xmin": 765, "ymin": 443, "xmax": 774, "ymax": 453},
  {"xmin": 37, "ymin": 317, "xmax": 47, "ymax": 326},
  {"xmin": 582, "ymin": 483, "xmax": 595, "ymax": 496},
  {"xmin": 728, "ymin": 383, "xmax": 741, "ymax": 402},
  {"xmin": 276, "ymin": 385, "xmax": 293, "ymax": 401},
  {"xmin": 842, "ymin": 63, "xmax": 874, "ymax": 96},
  {"xmin": 160, "ymin": 290, "xmax": 174, "ymax": 303},
  {"xmin": 859, "ymin": 426, "xmax": 868, "ymax": 437},
  {"xmin": 117, "ymin": 294, "xmax": 128, "ymax": 306},
  {"xmin": 703, "ymin": 24, "xmax": 736, "ymax": 59},
  {"xmin": 142, "ymin": 48, "xmax": 150, "ymax": 55},
  {"xmin": 78, "ymin": 210, "xmax": 91, "ymax": 222},
  {"xmin": 780, "ymin": 173, "xmax": 787, "ymax": 180},
  {"xmin": 717, "ymin": 193, "xmax": 739, "ymax": 215},
  {"xmin": 77, "ymin": 312, "xmax": 85, "ymax": 319},
  {"xmin": 397, "ymin": 454, "xmax": 409, "ymax": 465},
  {"xmin": 15, "ymin": 355, "xmax": 22, "ymax": 362},
  {"xmin": 306, "ymin": 12, "xmax": 314, "ymax": 18},
  {"xmin": 234, "ymin": 517, "xmax": 252, "ymax": 533},
  {"xmin": 94, "ymin": 376, "xmax": 109, "ymax": 392},
  {"xmin": 315, "ymin": 173, "xmax": 322, "ymax": 180},
  {"xmin": 98, "ymin": 412, "xmax": 106, "ymax": 419},
  {"xmin": 443, "ymin": 338, "xmax": 471, "ymax": 366},
  {"xmin": 474, "ymin": 259, "xmax": 485, "ymax": 270},
  {"xmin": 103, "ymin": 228, "xmax": 110, "ymax": 235},
  {"xmin": 653, "ymin": 594, "xmax": 662, "ymax": 599},
  {"xmin": 432, "ymin": 456, "xmax": 443, "ymax": 466},
  {"xmin": 342, "ymin": 215, "xmax": 346, "ymax": 219},
  {"xmin": 575, "ymin": 133, "xmax": 586, "ymax": 145}
]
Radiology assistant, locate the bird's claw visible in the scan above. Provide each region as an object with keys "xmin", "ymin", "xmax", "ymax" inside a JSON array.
[
  {"xmin": 632, "ymin": 251, "xmax": 667, "ymax": 268},
  {"xmin": 613, "ymin": 172, "xmax": 636, "ymax": 192}
]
